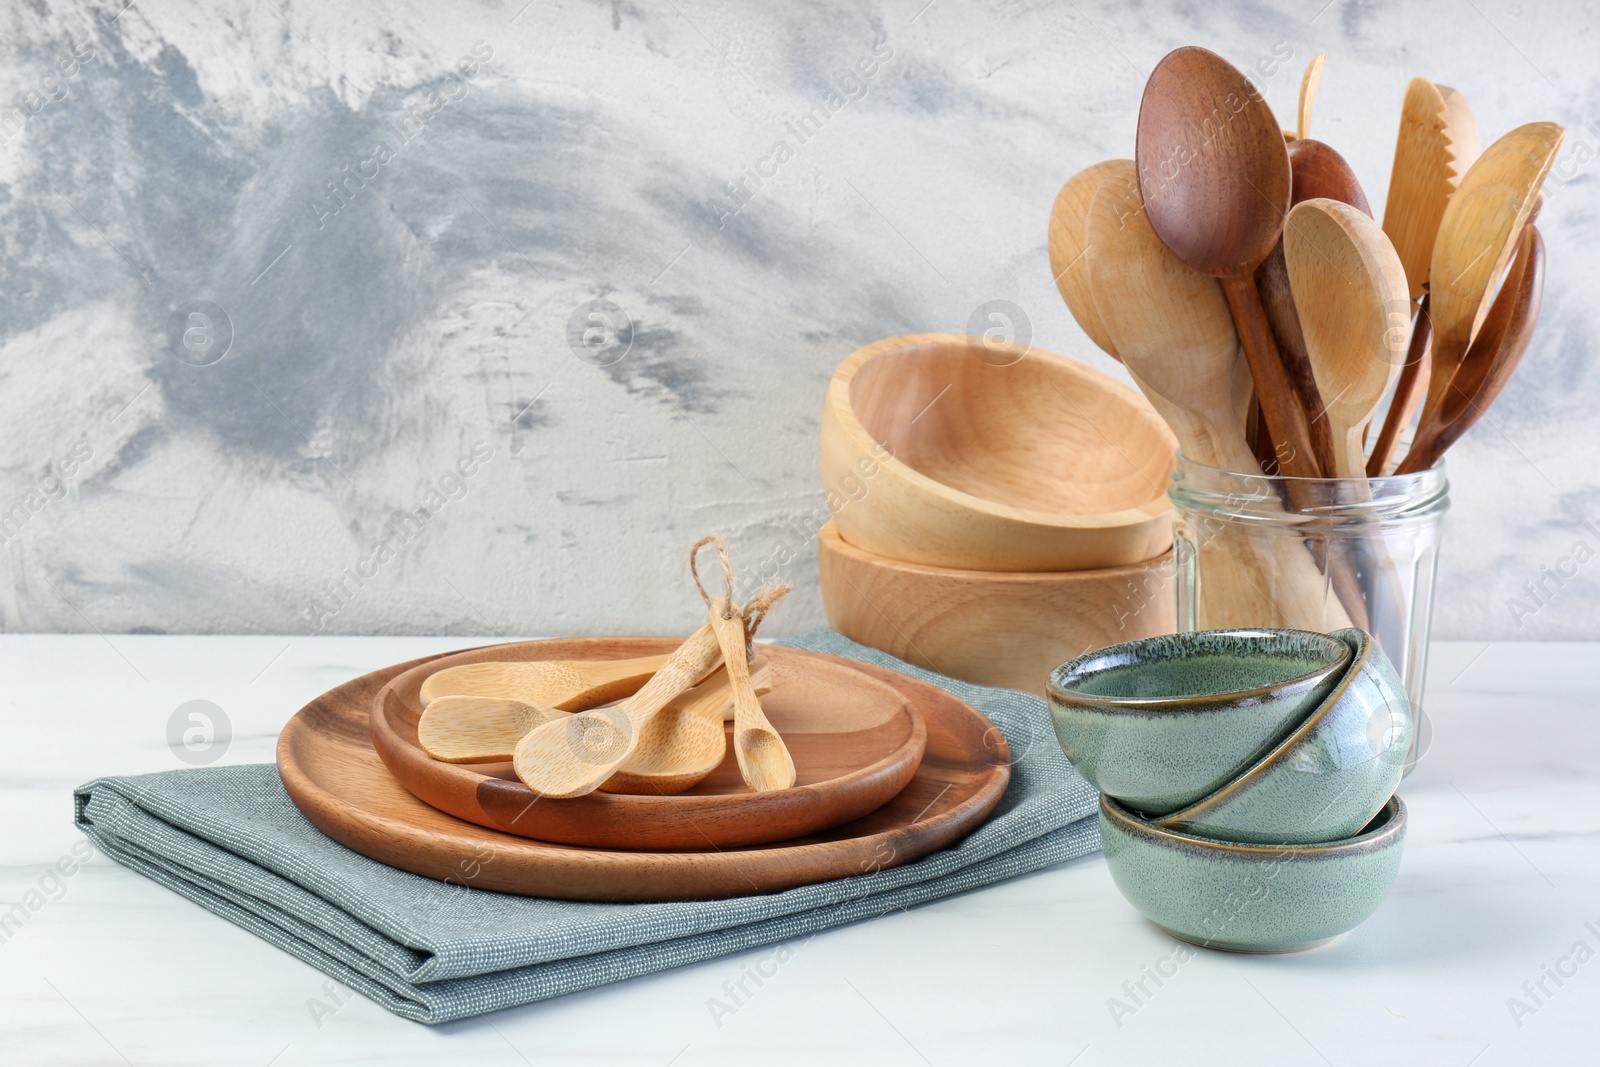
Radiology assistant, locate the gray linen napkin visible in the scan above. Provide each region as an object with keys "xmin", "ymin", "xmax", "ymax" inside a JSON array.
[{"xmin": 73, "ymin": 630, "xmax": 1100, "ymax": 1024}]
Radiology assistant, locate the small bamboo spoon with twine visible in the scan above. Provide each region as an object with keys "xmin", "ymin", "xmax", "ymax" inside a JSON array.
[{"xmin": 692, "ymin": 535, "xmax": 797, "ymax": 793}]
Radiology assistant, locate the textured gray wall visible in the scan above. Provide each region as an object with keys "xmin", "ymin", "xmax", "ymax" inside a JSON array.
[{"xmin": 1, "ymin": 0, "xmax": 1595, "ymax": 639}]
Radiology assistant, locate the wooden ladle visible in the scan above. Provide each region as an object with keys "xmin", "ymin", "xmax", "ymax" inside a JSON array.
[
  {"xmin": 1420, "ymin": 121, "xmax": 1563, "ymax": 435},
  {"xmin": 1136, "ymin": 45, "xmax": 1318, "ymax": 480},
  {"xmin": 1397, "ymin": 224, "xmax": 1544, "ymax": 474},
  {"xmin": 1049, "ymin": 158, "xmax": 1135, "ymax": 361},
  {"xmin": 420, "ymin": 653, "xmax": 668, "ymax": 708},
  {"xmin": 1285, "ymin": 198, "xmax": 1411, "ymax": 478}
]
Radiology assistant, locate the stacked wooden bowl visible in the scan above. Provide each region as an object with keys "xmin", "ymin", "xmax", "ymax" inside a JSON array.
[{"xmin": 818, "ymin": 333, "xmax": 1179, "ymax": 695}]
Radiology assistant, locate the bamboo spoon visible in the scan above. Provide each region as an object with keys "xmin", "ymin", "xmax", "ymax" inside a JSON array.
[
  {"xmin": 709, "ymin": 598, "xmax": 795, "ymax": 792},
  {"xmin": 420, "ymin": 654, "xmax": 669, "ymax": 708},
  {"xmin": 1368, "ymin": 79, "xmax": 1481, "ymax": 476},
  {"xmin": 1285, "ymin": 199, "xmax": 1411, "ymax": 478},
  {"xmin": 419, "ymin": 696, "xmax": 566, "ymax": 763},
  {"xmin": 1418, "ymin": 121, "xmax": 1564, "ymax": 438},
  {"xmin": 1398, "ymin": 225, "xmax": 1543, "ymax": 474},
  {"xmin": 1297, "ymin": 53, "xmax": 1326, "ymax": 140},
  {"xmin": 1136, "ymin": 46, "xmax": 1319, "ymax": 480},
  {"xmin": 1085, "ymin": 176, "xmax": 1349, "ymax": 630},
  {"xmin": 1256, "ymin": 138, "xmax": 1373, "ymax": 477},
  {"xmin": 601, "ymin": 659, "xmax": 773, "ymax": 795},
  {"xmin": 1048, "ymin": 159, "xmax": 1135, "ymax": 361},
  {"xmin": 417, "ymin": 660, "xmax": 772, "ymax": 765},
  {"xmin": 512, "ymin": 623, "xmax": 723, "ymax": 798}
]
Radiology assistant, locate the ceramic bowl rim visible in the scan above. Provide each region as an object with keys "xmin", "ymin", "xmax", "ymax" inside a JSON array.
[
  {"xmin": 1104, "ymin": 793, "xmax": 1406, "ymax": 856},
  {"xmin": 1152, "ymin": 628, "xmax": 1397, "ymax": 828},
  {"xmin": 1046, "ymin": 628, "xmax": 1352, "ymax": 712}
]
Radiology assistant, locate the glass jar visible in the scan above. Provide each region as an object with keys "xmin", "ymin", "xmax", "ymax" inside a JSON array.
[{"xmin": 1168, "ymin": 453, "xmax": 1449, "ymax": 770}]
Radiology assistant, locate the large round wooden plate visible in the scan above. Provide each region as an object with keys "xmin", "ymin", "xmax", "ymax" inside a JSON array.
[
  {"xmin": 371, "ymin": 639, "xmax": 928, "ymax": 850},
  {"xmin": 277, "ymin": 642, "xmax": 1011, "ymax": 902}
]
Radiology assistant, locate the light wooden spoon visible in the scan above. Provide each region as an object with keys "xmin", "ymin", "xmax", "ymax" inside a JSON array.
[
  {"xmin": 1397, "ymin": 224, "xmax": 1543, "ymax": 474},
  {"xmin": 709, "ymin": 598, "xmax": 795, "ymax": 792},
  {"xmin": 417, "ymin": 660, "xmax": 772, "ymax": 765},
  {"xmin": 1297, "ymin": 52, "xmax": 1326, "ymax": 140},
  {"xmin": 1420, "ymin": 121, "xmax": 1563, "ymax": 434},
  {"xmin": 1285, "ymin": 198, "xmax": 1411, "ymax": 478},
  {"xmin": 1048, "ymin": 159, "xmax": 1135, "ymax": 361},
  {"xmin": 420, "ymin": 654, "xmax": 668, "ymax": 708},
  {"xmin": 601, "ymin": 658, "xmax": 772, "ymax": 795},
  {"xmin": 1087, "ymin": 174, "xmax": 1351, "ymax": 631},
  {"xmin": 1085, "ymin": 175, "xmax": 1253, "ymax": 472},
  {"xmin": 512, "ymin": 623, "xmax": 723, "ymax": 798}
]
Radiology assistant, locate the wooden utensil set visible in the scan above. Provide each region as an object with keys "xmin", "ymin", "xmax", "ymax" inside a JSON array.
[{"xmin": 1054, "ymin": 47, "xmax": 1560, "ymax": 485}]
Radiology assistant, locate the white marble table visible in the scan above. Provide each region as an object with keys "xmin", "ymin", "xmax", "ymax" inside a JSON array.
[{"xmin": 1, "ymin": 634, "xmax": 1594, "ymax": 1065}]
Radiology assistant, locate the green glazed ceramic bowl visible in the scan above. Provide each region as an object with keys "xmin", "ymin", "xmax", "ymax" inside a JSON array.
[
  {"xmin": 1155, "ymin": 628, "xmax": 1411, "ymax": 844},
  {"xmin": 1046, "ymin": 629, "xmax": 1351, "ymax": 814},
  {"xmin": 1101, "ymin": 794, "xmax": 1406, "ymax": 953}
]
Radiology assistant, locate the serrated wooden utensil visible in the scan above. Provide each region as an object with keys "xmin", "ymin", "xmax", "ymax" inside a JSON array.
[
  {"xmin": 1368, "ymin": 78, "xmax": 1481, "ymax": 476},
  {"xmin": 1286, "ymin": 198, "xmax": 1411, "ymax": 479},
  {"xmin": 1049, "ymin": 158, "xmax": 1135, "ymax": 361}
]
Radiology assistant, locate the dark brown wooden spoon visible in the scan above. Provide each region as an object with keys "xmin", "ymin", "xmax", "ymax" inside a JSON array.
[
  {"xmin": 1256, "ymin": 138, "xmax": 1372, "ymax": 478},
  {"xmin": 1136, "ymin": 46, "xmax": 1317, "ymax": 479},
  {"xmin": 1396, "ymin": 224, "xmax": 1543, "ymax": 474}
]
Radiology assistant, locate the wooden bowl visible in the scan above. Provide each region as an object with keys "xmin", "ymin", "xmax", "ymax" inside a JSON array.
[
  {"xmin": 818, "ymin": 523, "xmax": 1175, "ymax": 696},
  {"xmin": 821, "ymin": 333, "xmax": 1177, "ymax": 571},
  {"xmin": 370, "ymin": 639, "xmax": 927, "ymax": 851}
]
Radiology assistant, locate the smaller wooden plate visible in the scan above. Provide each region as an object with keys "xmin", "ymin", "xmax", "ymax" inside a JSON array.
[{"xmin": 370, "ymin": 640, "xmax": 928, "ymax": 850}]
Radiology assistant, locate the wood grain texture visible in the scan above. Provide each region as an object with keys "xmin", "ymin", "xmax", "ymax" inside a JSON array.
[
  {"xmin": 1382, "ymin": 78, "xmax": 1468, "ymax": 301},
  {"xmin": 1086, "ymin": 174, "xmax": 1352, "ymax": 632},
  {"xmin": 417, "ymin": 695, "xmax": 565, "ymax": 762},
  {"xmin": 1256, "ymin": 137, "xmax": 1374, "ymax": 478},
  {"xmin": 710, "ymin": 598, "xmax": 796, "ymax": 792},
  {"xmin": 1285, "ymin": 198, "xmax": 1410, "ymax": 479},
  {"xmin": 1423, "ymin": 122, "xmax": 1563, "ymax": 433},
  {"xmin": 818, "ymin": 522, "xmax": 1172, "ymax": 696},
  {"xmin": 279, "ymin": 641, "xmax": 1007, "ymax": 902},
  {"xmin": 510, "ymin": 625, "xmax": 722, "ymax": 798},
  {"xmin": 819, "ymin": 333, "xmax": 1175, "ymax": 573},
  {"xmin": 419, "ymin": 654, "xmax": 668, "ymax": 707},
  {"xmin": 1399, "ymin": 225, "xmax": 1544, "ymax": 474},
  {"xmin": 369, "ymin": 639, "xmax": 929, "ymax": 850},
  {"xmin": 1048, "ymin": 158, "xmax": 1135, "ymax": 361},
  {"xmin": 602, "ymin": 660, "xmax": 772, "ymax": 795},
  {"xmin": 1135, "ymin": 46, "xmax": 1315, "ymax": 480},
  {"xmin": 1296, "ymin": 53, "xmax": 1326, "ymax": 141}
]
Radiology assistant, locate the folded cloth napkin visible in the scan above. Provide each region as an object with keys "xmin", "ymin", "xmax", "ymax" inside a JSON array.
[{"xmin": 74, "ymin": 630, "xmax": 1100, "ymax": 1024}]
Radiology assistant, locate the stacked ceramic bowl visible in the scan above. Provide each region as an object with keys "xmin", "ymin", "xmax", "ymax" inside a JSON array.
[
  {"xmin": 1048, "ymin": 628, "xmax": 1412, "ymax": 952},
  {"xmin": 817, "ymin": 332, "xmax": 1182, "ymax": 694}
]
